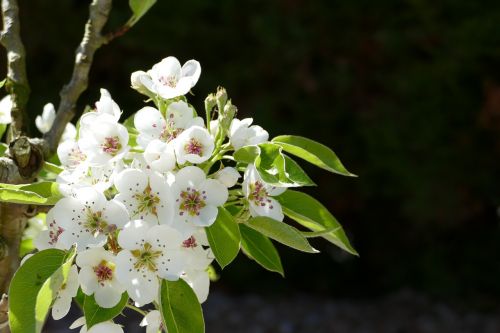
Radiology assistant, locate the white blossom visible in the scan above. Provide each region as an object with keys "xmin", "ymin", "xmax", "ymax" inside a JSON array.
[
  {"xmin": 140, "ymin": 310, "xmax": 163, "ymax": 333},
  {"xmin": 76, "ymin": 247, "xmax": 126, "ymax": 308},
  {"xmin": 132, "ymin": 56, "xmax": 201, "ymax": 99},
  {"xmin": 114, "ymin": 168, "xmax": 174, "ymax": 225},
  {"xmin": 79, "ymin": 89, "xmax": 121, "ymax": 129},
  {"xmin": 172, "ymin": 166, "xmax": 228, "ymax": 236},
  {"xmin": 242, "ymin": 164, "xmax": 285, "ymax": 221},
  {"xmin": 35, "ymin": 103, "xmax": 56, "ymax": 134},
  {"xmin": 0, "ymin": 95, "xmax": 12, "ymax": 124},
  {"xmin": 57, "ymin": 160, "xmax": 123, "ymax": 197},
  {"xmin": 70, "ymin": 317, "xmax": 123, "ymax": 333},
  {"xmin": 34, "ymin": 209, "xmax": 67, "ymax": 250},
  {"xmin": 57, "ymin": 140, "xmax": 87, "ymax": 170},
  {"xmin": 134, "ymin": 101, "xmax": 203, "ymax": 148},
  {"xmin": 174, "ymin": 126, "xmax": 214, "ymax": 165},
  {"xmin": 180, "ymin": 229, "xmax": 213, "ymax": 303},
  {"xmin": 144, "ymin": 139, "xmax": 176, "ymax": 173},
  {"xmin": 78, "ymin": 113, "xmax": 129, "ymax": 166},
  {"xmin": 214, "ymin": 167, "xmax": 240, "ymax": 188},
  {"xmin": 52, "ymin": 187, "xmax": 129, "ymax": 250},
  {"xmin": 52, "ymin": 265, "xmax": 79, "ymax": 320},
  {"xmin": 116, "ymin": 220, "xmax": 185, "ymax": 306},
  {"xmin": 229, "ymin": 118, "xmax": 269, "ymax": 150}
]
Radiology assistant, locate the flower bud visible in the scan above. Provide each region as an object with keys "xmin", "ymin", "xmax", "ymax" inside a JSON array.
[
  {"xmin": 130, "ymin": 71, "xmax": 153, "ymax": 97},
  {"xmin": 215, "ymin": 167, "xmax": 240, "ymax": 188},
  {"xmin": 216, "ymin": 86, "xmax": 228, "ymax": 110},
  {"xmin": 204, "ymin": 93, "xmax": 216, "ymax": 114}
]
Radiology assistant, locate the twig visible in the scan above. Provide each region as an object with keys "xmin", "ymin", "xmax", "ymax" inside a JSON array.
[
  {"xmin": 0, "ymin": 294, "xmax": 8, "ymax": 330},
  {"xmin": 44, "ymin": 0, "xmax": 113, "ymax": 154},
  {"xmin": 0, "ymin": 0, "xmax": 30, "ymax": 137}
]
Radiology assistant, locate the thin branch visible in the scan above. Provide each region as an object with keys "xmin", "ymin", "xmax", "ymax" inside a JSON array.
[
  {"xmin": 0, "ymin": 294, "xmax": 7, "ymax": 330},
  {"xmin": 44, "ymin": 0, "xmax": 113, "ymax": 154},
  {"xmin": 0, "ymin": 0, "xmax": 29, "ymax": 137}
]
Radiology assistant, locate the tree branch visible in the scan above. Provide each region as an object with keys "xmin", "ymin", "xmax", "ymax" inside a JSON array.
[
  {"xmin": 0, "ymin": 0, "xmax": 30, "ymax": 138},
  {"xmin": 44, "ymin": 0, "xmax": 113, "ymax": 154}
]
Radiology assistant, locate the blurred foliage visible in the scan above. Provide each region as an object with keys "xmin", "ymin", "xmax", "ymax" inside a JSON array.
[{"xmin": 5, "ymin": 0, "xmax": 500, "ymax": 305}]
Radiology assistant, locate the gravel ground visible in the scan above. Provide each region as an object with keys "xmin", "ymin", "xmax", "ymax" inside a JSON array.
[{"xmin": 44, "ymin": 290, "xmax": 500, "ymax": 333}]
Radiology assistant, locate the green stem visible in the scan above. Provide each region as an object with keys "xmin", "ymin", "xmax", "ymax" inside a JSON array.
[{"xmin": 126, "ymin": 303, "xmax": 147, "ymax": 316}]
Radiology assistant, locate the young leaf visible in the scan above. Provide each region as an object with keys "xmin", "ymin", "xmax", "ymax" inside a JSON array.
[
  {"xmin": 246, "ymin": 216, "xmax": 318, "ymax": 253},
  {"xmin": 239, "ymin": 224, "xmax": 284, "ymax": 276},
  {"xmin": 272, "ymin": 135, "xmax": 356, "ymax": 177},
  {"xmin": 206, "ymin": 207, "xmax": 241, "ymax": 269},
  {"xmin": 9, "ymin": 249, "xmax": 72, "ymax": 333},
  {"xmin": 129, "ymin": 0, "xmax": 157, "ymax": 26},
  {"xmin": 83, "ymin": 292, "xmax": 129, "ymax": 329},
  {"xmin": 159, "ymin": 279, "xmax": 205, "ymax": 333},
  {"xmin": 0, "ymin": 182, "xmax": 61, "ymax": 205},
  {"xmin": 276, "ymin": 190, "xmax": 358, "ymax": 255}
]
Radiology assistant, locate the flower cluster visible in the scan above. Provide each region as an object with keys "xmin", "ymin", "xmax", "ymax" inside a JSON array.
[{"xmin": 31, "ymin": 56, "xmax": 291, "ymax": 332}]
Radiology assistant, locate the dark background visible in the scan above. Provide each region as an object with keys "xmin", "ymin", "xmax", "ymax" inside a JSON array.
[{"xmin": 12, "ymin": 0, "xmax": 500, "ymax": 331}]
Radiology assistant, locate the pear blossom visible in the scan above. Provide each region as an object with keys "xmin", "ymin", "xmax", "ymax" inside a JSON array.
[
  {"xmin": 131, "ymin": 56, "xmax": 201, "ymax": 99},
  {"xmin": 0, "ymin": 95, "xmax": 12, "ymax": 124},
  {"xmin": 61, "ymin": 122, "xmax": 77, "ymax": 142},
  {"xmin": 214, "ymin": 167, "xmax": 240, "ymax": 188},
  {"xmin": 229, "ymin": 118, "xmax": 269, "ymax": 150},
  {"xmin": 34, "ymin": 209, "xmax": 68, "ymax": 250},
  {"xmin": 143, "ymin": 139, "xmax": 176, "ymax": 173},
  {"xmin": 172, "ymin": 166, "xmax": 228, "ymax": 236},
  {"xmin": 78, "ymin": 113, "xmax": 129, "ymax": 166},
  {"xmin": 242, "ymin": 164, "xmax": 285, "ymax": 221},
  {"xmin": 140, "ymin": 310, "xmax": 163, "ymax": 333},
  {"xmin": 174, "ymin": 126, "xmax": 214, "ymax": 164},
  {"xmin": 116, "ymin": 220, "xmax": 185, "ymax": 306},
  {"xmin": 35, "ymin": 103, "xmax": 56, "ymax": 133},
  {"xmin": 57, "ymin": 160, "xmax": 123, "ymax": 197},
  {"xmin": 76, "ymin": 247, "xmax": 126, "ymax": 308},
  {"xmin": 79, "ymin": 89, "xmax": 121, "ymax": 129},
  {"xmin": 114, "ymin": 168, "xmax": 174, "ymax": 225},
  {"xmin": 134, "ymin": 101, "xmax": 203, "ymax": 148},
  {"xmin": 57, "ymin": 140, "xmax": 87, "ymax": 170},
  {"xmin": 52, "ymin": 265, "xmax": 79, "ymax": 320},
  {"xmin": 180, "ymin": 229, "xmax": 214, "ymax": 303},
  {"xmin": 52, "ymin": 187, "xmax": 129, "ymax": 250},
  {"xmin": 70, "ymin": 317, "xmax": 124, "ymax": 333}
]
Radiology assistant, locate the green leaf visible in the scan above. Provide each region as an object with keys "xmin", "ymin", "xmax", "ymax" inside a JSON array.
[
  {"xmin": 0, "ymin": 182, "xmax": 61, "ymax": 205},
  {"xmin": 272, "ymin": 135, "xmax": 356, "ymax": 176},
  {"xmin": 9, "ymin": 249, "xmax": 74, "ymax": 333},
  {"xmin": 20, "ymin": 238, "xmax": 34, "ymax": 257},
  {"xmin": 159, "ymin": 279, "xmax": 205, "ymax": 333},
  {"xmin": 0, "ymin": 123, "xmax": 6, "ymax": 139},
  {"xmin": 36, "ymin": 248, "xmax": 76, "ymax": 332},
  {"xmin": 239, "ymin": 224, "xmax": 284, "ymax": 276},
  {"xmin": 42, "ymin": 161, "xmax": 63, "ymax": 175},
  {"xmin": 0, "ymin": 142, "xmax": 7, "ymax": 156},
  {"xmin": 0, "ymin": 78, "xmax": 6, "ymax": 88},
  {"xmin": 276, "ymin": 190, "xmax": 358, "ymax": 255},
  {"xmin": 129, "ymin": 0, "xmax": 157, "ymax": 25},
  {"xmin": 234, "ymin": 145, "xmax": 259, "ymax": 164},
  {"xmin": 83, "ymin": 292, "xmax": 129, "ymax": 329},
  {"xmin": 246, "ymin": 216, "xmax": 318, "ymax": 253},
  {"xmin": 206, "ymin": 207, "xmax": 241, "ymax": 269},
  {"xmin": 235, "ymin": 143, "xmax": 315, "ymax": 187}
]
